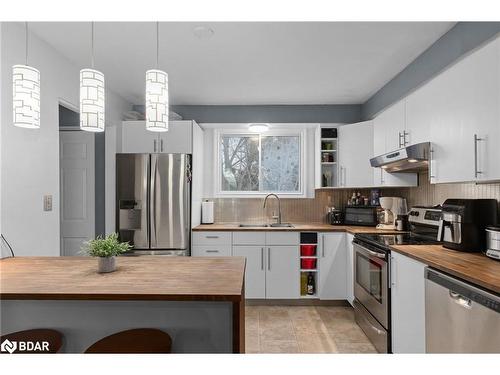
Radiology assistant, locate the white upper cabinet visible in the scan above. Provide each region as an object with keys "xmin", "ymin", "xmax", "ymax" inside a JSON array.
[
  {"xmin": 372, "ymin": 101, "xmax": 418, "ymax": 187},
  {"xmin": 121, "ymin": 120, "xmax": 194, "ymax": 154},
  {"xmin": 411, "ymin": 36, "xmax": 500, "ymax": 183},
  {"xmin": 121, "ymin": 121, "xmax": 159, "ymax": 153},
  {"xmin": 405, "ymin": 89, "xmax": 432, "ymax": 147},
  {"xmin": 338, "ymin": 121, "xmax": 374, "ymax": 188}
]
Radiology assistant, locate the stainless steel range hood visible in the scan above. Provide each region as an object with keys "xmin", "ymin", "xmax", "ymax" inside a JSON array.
[{"xmin": 370, "ymin": 142, "xmax": 430, "ymax": 173}]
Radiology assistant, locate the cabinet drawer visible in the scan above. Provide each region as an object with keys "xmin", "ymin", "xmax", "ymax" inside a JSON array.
[
  {"xmin": 233, "ymin": 232, "xmax": 266, "ymax": 245},
  {"xmin": 265, "ymin": 232, "xmax": 299, "ymax": 246},
  {"xmin": 192, "ymin": 231, "xmax": 232, "ymax": 246},
  {"xmin": 191, "ymin": 245, "xmax": 232, "ymax": 257}
]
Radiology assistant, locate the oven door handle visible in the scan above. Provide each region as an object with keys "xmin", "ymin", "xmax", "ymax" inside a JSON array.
[{"xmin": 364, "ymin": 248, "xmax": 386, "ymax": 258}]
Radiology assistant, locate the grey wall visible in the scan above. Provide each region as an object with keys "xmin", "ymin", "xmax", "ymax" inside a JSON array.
[
  {"xmin": 362, "ymin": 22, "xmax": 500, "ymax": 119},
  {"xmin": 134, "ymin": 104, "xmax": 362, "ymax": 124},
  {"xmin": 59, "ymin": 105, "xmax": 105, "ymax": 237}
]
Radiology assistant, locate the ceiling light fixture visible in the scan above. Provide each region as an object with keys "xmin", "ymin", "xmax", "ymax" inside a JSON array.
[
  {"xmin": 145, "ymin": 22, "xmax": 169, "ymax": 132},
  {"xmin": 13, "ymin": 22, "xmax": 40, "ymax": 129},
  {"xmin": 248, "ymin": 123, "xmax": 269, "ymax": 133},
  {"xmin": 80, "ymin": 22, "xmax": 105, "ymax": 132}
]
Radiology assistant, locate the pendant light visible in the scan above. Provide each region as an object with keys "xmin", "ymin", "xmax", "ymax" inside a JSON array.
[
  {"xmin": 145, "ymin": 22, "xmax": 169, "ymax": 132},
  {"xmin": 80, "ymin": 22, "xmax": 105, "ymax": 132},
  {"xmin": 13, "ymin": 22, "xmax": 40, "ymax": 129}
]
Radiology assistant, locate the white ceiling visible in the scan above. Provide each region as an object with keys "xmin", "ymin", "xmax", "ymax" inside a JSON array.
[{"xmin": 29, "ymin": 22, "xmax": 455, "ymax": 105}]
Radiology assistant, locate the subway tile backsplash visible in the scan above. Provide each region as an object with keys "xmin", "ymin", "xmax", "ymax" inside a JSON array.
[{"xmin": 207, "ymin": 173, "xmax": 500, "ymax": 223}]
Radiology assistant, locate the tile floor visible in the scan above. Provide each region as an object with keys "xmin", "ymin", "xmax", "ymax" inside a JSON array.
[{"xmin": 245, "ymin": 305, "xmax": 377, "ymax": 354}]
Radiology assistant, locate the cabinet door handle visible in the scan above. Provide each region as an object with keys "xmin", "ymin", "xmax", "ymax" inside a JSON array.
[
  {"xmin": 153, "ymin": 139, "xmax": 157, "ymax": 153},
  {"xmin": 267, "ymin": 248, "xmax": 271, "ymax": 270},
  {"xmin": 403, "ymin": 131, "xmax": 409, "ymax": 146},
  {"xmin": 322, "ymin": 235, "xmax": 325, "ymax": 258},
  {"xmin": 205, "ymin": 235, "xmax": 219, "ymax": 239},
  {"xmin": 429, "ymin": 147, "xmax": 436, "ymax": 180},
  {"xmin": 160, "ymin": 139, "xmax": 164, "ymax": 152},
  {"xmin": 205, "ymin": 250, "xmax": 219, "ymax": 253},
  {"xmin": 261, "ymin": 247, "xmax": 264, "ymax": 270},
  {"xmin": 474, "ymin": 134, "xmax": 484, "ymax": 178},
  {"xmin": 398, "ymin": 132, "xmax": 404, "ymax": 148}
]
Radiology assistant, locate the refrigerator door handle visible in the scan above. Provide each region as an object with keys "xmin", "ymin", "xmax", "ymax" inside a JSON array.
[{"xmin": 150, "ymin": 155, "xmax": 158, "ymax": 248}]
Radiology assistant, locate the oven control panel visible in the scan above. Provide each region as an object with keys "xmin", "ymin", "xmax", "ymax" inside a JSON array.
[{"xmin": 408, "ymin": 207, "xmax": 442, "ymax": 227}]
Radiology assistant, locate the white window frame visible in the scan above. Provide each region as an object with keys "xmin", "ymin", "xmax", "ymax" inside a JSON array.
[{"xmin": 214, "ymin": 128, "xmax": 306, "ymax": 198}]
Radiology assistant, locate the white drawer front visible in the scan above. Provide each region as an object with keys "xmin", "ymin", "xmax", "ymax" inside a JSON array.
[
  {"xmin": 192, "ymin": 231, "xmax": 232, "ymax": 246},
  {"xmin": 191, "ymin": 245, "xmax": 232, "ymax": 257},
  {"xmin": 265, "ymin": 232, "xmax": 299, "ymax": 246},
  {"xmin": 232, "ymin": 232, "xmax": 266, "ymax": 245}
]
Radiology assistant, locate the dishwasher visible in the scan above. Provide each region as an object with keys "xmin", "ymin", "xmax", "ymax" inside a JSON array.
[{"xmin": 425, "ymin": 268, "xmax": 500, "ymax": 353}]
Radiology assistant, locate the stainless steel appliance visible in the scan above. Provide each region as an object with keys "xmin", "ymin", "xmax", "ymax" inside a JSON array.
[
  {"xmin": 438, "ymin": 198, "xmax": 498, "ymax": 252},
  {"xmin": 486, "ymin": 226, "xmax": 500, "ymax": 260},
  {"xmin": 425, "ymin": 268, "xmax": 500, "ymax": 353},
  {"xmin": 344, "ymin": 206, "xmax": 378, "ymax": 226},
  {"xmin": 116, "ymin": 153, "xmax": 191, "ymax": 256},
  {"xmin": 370, "ymin": 142, "xmax": 430, "ymax": 173},
  {"xmin": 353, "ymin": 205, "xmax": 442, "ymax": 353}
]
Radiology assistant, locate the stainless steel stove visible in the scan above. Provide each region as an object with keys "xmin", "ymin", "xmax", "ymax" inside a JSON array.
[{"xmin": 352, "ymin": 205, "xmax": 442, "ymax": 353}]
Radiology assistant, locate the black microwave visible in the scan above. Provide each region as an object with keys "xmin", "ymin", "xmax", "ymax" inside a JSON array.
[{"xmin": 344, "ymin": 206, "xmax": 378, "ymax": 226}]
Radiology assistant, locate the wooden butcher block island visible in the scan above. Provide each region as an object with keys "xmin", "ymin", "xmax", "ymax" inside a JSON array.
[{"xmin": 0, "ymin": 256, "xmax": 246, "ymax": 353}]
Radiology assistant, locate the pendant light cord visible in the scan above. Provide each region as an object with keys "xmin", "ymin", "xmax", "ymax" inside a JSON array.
[
  {"xmin": 156, "ymin": 22, "xmax": 159, "ymax": 69},
  {"xmin": 25, "ymin": 22, "xmax": 28, "ymax": 66},
  {"xmin": 91, "ymin": 22, "xmax": 95, "ymax": 69}
]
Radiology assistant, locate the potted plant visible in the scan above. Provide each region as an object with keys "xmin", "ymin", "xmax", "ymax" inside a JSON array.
[{"xmin": 81, "ymin": 233, "xmax": 132, "ymax": 273}]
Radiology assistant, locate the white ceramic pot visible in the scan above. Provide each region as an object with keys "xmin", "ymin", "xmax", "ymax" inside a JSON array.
[{"xmin": 97, "ymin": 256, "xmax": 116, "ymax": 273}]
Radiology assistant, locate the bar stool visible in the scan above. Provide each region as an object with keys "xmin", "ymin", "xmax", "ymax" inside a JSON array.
[
  {"xmin": 0, "ymin": 329, "xmax": 63, "ymax": 353},
  {"xmin": 84, "ymin": 328, "xmax": 172, "ymax": 353}
]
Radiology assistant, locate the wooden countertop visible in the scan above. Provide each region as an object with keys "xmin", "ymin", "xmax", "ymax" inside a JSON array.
[
  {"xmin": 391, "ymin": 245, "xmax": 500, "ymax": 294},
  {"xmin": 193, "ymin": 223, "xmax": 403, "ymax": 234},
  {"xmin": 0, "ymin": 256, "xmax": 246, "ymax": 302}
]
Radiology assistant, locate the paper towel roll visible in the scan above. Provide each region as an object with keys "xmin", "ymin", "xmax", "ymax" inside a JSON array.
[{"xmin": 202, "ymin": 200, "xmax": 214, "ymax": 224}]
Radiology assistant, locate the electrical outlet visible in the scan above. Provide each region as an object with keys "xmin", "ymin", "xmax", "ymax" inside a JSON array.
[{"xmin": 43, "ymin": 195, "xmax": 53, "ymax": 211}]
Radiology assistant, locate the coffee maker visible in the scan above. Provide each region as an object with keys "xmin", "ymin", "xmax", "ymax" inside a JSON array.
[
  {"xmin": 438, "ymin": 199, "xmax": 498, "ymax": 252},
  {"xmin": 376, "ymin": 197, "xmax": 408, "ymax": 230}
]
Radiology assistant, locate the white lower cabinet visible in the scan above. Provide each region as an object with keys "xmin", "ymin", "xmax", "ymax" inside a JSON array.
[
  {"xmin": 233, "ymin": 246, "xmax": 266, "ymax": 299},
  {"xmin": 191, "ymin": 245, "xmax": 232, "ymax": 257},
  {"xmin": 391, "ymin": 251, "xmax": 426, "ymax": 353},
  {"xmin": 319, "ymin": 233, "xmax": 347, "ymax": 300},
  {"xmin": 266, "ymin": 246, "xmax": 300, "ymax": 299},
  {"xmin": 345, "ymin": 233, "xmax": 355, "ymax": 306}
]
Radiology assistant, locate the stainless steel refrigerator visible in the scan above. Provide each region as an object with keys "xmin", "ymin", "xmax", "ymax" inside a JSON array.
[{"xmin": 116, "ymin": 153, "xmax": 191, "ymax": 256}]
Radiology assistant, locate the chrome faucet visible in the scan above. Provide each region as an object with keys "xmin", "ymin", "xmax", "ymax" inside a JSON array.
[{"xmin": 263, "ymin": 193, "xmax": 282, "ymax": 225}]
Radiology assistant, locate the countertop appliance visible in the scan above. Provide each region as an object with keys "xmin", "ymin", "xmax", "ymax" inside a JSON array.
[
  {"xmin": 425, "ymin": 268, "xmax": 500, "ymax": 353},
  {"xmin": 376, "ymin": 197, "xmax": 408, "ymax": 230},
  {"xmin": 116, "ymin": 154, "xmax": 191, "ymax": 256},
  {"xmin": 486, "ymin": 226, "xmax": 500, "ymax": 260},
  {"xmin": 344, "ymin": 206, "xmax": 377, "ymax": 226},
  {"xmin": 327, "ymin": 208, "xmax": 344, "ymax": 225},
  {"xmin": 352, "ymin": 205, "xmax": 442, "ymax": 353},
  {"xmin": 438, "ymin": 198, "xmax": 498, "ymax": 252},
  {"xmin": 370, "ymin": 142, "xmax": 431, "ymax": 173}
]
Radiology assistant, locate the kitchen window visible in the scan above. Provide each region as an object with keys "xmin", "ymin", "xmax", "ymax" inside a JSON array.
[{"xmin": 216, "ymin": 130, "xmax": 304, "ymax": 196}]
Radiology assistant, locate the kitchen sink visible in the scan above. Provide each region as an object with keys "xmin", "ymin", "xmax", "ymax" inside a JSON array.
[
  {"xmin": 238, "ymin": 224, "xmax": 269, "ymax": 227},
  {"xmin": 238, "ymin": 223, "xmax": 294, "ymax": 228},
  {"xmin": 269, "ymin": 223, "xmax": 294, "ymax": 228}
]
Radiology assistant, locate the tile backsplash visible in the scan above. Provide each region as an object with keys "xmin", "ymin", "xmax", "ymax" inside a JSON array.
[{"xmin": 207, "ymin": 173, "xmax": 500, "ymax": 223}]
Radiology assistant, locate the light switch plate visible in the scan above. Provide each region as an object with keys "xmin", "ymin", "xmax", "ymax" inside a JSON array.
[{"xmin": 43, "ymin": 195, "xmax": 53, "ymax": 211}]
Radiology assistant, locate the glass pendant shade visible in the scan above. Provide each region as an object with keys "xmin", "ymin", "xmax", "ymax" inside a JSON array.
[
  {"xmin": 80, "ymin": 68, "xmax": 105, "ymax": 132},
  {"xmin": 12, "ymin": 65, "xmax": 40, "ymax": 129},
  {"xmin": 145, "ymin": 69, "xmax": 169, "ymax": 132}
]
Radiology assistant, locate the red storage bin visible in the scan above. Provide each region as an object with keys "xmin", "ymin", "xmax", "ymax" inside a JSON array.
[
  {"xmin": 301, "ymin": 258, "xmax": 317, "ymax": 269},
  {"xmin": 300, "ymin": 244, "xmax": 316, "ymax": 256}
]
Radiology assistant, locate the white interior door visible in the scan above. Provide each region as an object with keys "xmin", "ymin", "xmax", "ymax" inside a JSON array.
[{"xmin": 60, "ymin": 130, "xmax": 95, "ymax": 256}]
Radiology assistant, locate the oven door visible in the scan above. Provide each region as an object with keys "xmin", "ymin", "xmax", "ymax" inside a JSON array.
[{"xmin": 353, "ymin": 242, "xmax": 389, "ymax": 329}]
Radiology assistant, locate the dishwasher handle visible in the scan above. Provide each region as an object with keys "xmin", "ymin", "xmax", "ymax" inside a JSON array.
[{"xmin": 426, "ymin": 268, "xmax": 500, "ymax": 313}]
